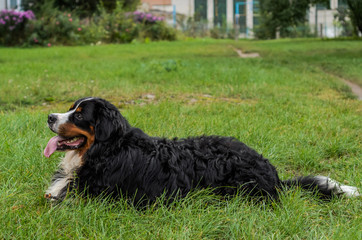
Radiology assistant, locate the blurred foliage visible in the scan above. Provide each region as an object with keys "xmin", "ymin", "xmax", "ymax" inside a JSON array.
[
  {"xmin": 22, "ymin": 0, "xmax": 140, "ymax": 17},
  {"xmin": 346, "ymin": 0, "xmax": 362, "ymax": 35},
  {"xmin": 1, "ymin": 0, "xmax": 175, "ymax": 46},
  {"xmin": 255, "ymin": 0, "xmax": 329, "ymax": 39}
]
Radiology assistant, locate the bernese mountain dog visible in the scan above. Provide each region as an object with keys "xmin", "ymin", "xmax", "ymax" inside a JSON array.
[{"xmin": 44, "ymin": 97, "xmax": 359, "ymax": 202}]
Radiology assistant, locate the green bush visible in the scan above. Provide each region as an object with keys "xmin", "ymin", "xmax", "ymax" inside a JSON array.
[
  {"xmin": 25, "ymin": 11, "xmax": 84, "ymax": 46},
  {"xmin": 140, "ymin": 21, "xmax": 176, "ymax": 41},
  {"xmin": 86, "ymin": 9, "xmax": 176, "ymax": 44},
  {"xmin": 132, "ymin": 11, "xmax": 176, "ymax": 41},
  {"xmin": 1, "ymin": 4, "xmax": 177, "ymax": 47},
  {"xmin": 93, "ymin": 5, "xmax": 138, "ymax": 44}
]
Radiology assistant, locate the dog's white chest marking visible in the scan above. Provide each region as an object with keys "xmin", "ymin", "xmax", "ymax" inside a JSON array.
[{"xmin": 45, "ymin": 151, "xmax": 83, "ymax": 199}]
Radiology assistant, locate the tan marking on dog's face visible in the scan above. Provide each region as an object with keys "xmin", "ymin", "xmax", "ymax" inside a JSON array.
[
  {"xmin": 50, "ymin": 98, "xmax": 95, "ymax": 134},
  {"xmin": 58, "ymin": 123, "xmax": 95, "ymax": 156}
]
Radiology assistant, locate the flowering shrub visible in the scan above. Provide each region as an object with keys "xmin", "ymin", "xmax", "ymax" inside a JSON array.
[
  {"xmin": 140, "ymin": 21, "xmax": 176, "ymax": 41},
  {"xmin": 132, "ymin": 11, "xmax": 176, "ymax": 41},
  {"xmin": 133, "ymin": 11, "xmax": 164, "ymax": 24},
  {"xmin": 0, "ymin": 9, "xmax": 35, "ymax": 45},
  {"xmin": 25, "ymin": 11, "xmax": 86, "ymax": 46},
  {"xmin": 95, "ymin": 8, "xmax": 138, "ymax": 43},
  {"xmin": 0, "ymin": 8, "xmax": 176, "ymax": 46}
]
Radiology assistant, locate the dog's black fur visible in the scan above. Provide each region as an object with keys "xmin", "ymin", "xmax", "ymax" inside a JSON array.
[{"xmin": 45, "ymin": 97, "xmax": 358, "ymax": 203}]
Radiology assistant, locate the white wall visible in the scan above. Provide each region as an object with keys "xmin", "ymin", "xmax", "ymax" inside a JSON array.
[
  {"xmin": 246, "ymin": 0, "xmax": 253, "ymax": 37},
  {"xmin": 172, "ymin": 0, "xmax": 193, "ymax": 17},
  {"xmin": 1, "ymin": 0, "xmax": 22, "ymax": 10},
  {"xmin": 226, "ymin": 0, "xmax": 233, "ymax": 27},
  {"xmin": 170, "ymin": 0, "xmax": 235, "ymax": 29},
  {"xmin": 317, "ymin": 9, "xmax": 338, "ymax": 37},
  {"xmin": 0, "ymin": 0, "xmax": 6, "ymax": 10},
  {"xmin": 150, "ymin": 0, "xmax": 194, "ymax": 17},
  {"xmin": 308, "ymin": 1, "xmax": 344, "ymax": 38},
  {"xmin": 143, "ymin": 0, "xmax": 257, "ymax": 37},
  {"xmin": 151, "ymin": 4, "xmax": 173, "ymax": 12},
  {"xmin": 330, "ymin": 0, "xmax": 338, "ymax": 9},
  {"xmin": 206, "ymin": 0, "xmax": 213, "ymax": 27}
]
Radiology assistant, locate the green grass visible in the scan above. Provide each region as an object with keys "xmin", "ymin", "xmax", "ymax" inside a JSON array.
[{"xmin": 0, "ymin": 39, "xmax": 361, "ymax": 239}]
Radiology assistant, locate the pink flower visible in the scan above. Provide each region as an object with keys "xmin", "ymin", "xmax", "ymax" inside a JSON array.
[
  {"xmin": 69, "ymin": 18, "xmax": 72, "ymax": 22},
  {"xmin": 47, "ymin": 43, "xmax": 51, "ymax": 47},
  {"xmin": 67, "ymin": 13, "xmax": 71, "ymax": 17},
  {"xmin": 56, "ymin": 21, "xmax": 59, "ymax": 25},
  {"xmin": 77, "ymin": 27, "xmax": 82, "ymax": 31},
  {"xmin": 34, "ymin": 38, "xmax": 38, "ymax": 43},
  {"xmin": 126, "ymin": 28, "xmax": 129, "ymax": 32}
]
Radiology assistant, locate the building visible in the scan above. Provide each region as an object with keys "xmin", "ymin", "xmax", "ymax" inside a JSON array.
[
  {"xmin": 142, "ymin": 0, "xmax": 353, "ymax": 38},
  {"xmin": 1, "ymin": 0, "xmax": 352, "ymax": 38},
  {"xmin": 0, "ymin": 0, "xmax": 22, "ymax": 10},
  {"xmin": 308, "ymin": 0, "xmax": 349, "ymax": 38},
  {"xmin": 141, "ymin": 0, "xmax": 260, "ymax": 38}
]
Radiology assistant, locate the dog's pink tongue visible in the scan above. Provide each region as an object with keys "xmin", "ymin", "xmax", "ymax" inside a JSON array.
[{"xmin": 44, "ymin": 136, "xmax": 63, "ymax": 158}]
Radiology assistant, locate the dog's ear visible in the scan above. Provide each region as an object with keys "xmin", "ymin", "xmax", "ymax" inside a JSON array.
[
  {"xmin": 94, "ymin": 99, "xmax": 129, "ymax": 142},
  {"xmin": 95, "ymin": 113, "xmax": 115, "ymax": 142}
]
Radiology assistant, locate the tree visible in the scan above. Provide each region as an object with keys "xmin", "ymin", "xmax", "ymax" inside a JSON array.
[
  {"xmin": 22, "ymin": 0, "xmax": 140, "ymax": 17},
  {"xmin": 334, "ymin": 5, "xmax": 354, "ymax": 36},
  {"xmin": 346, "ymin": 0, "xmax": 362, "ymax": 35},
  {"xmin": 256, "ymin": 0, "xmax": 329, "ymax": 39}
]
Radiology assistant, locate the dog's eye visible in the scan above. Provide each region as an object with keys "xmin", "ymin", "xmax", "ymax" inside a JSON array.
[{"xmin": 74, "ymin": 112, "xmax": 83, "ymax": 121}]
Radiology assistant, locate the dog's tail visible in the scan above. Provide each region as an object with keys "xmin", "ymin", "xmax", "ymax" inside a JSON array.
[{"xmin": 281, "ymin": 175, "xmax": 360, "ymax": 199}]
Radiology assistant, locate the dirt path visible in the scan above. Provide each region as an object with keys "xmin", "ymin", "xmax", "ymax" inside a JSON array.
[
  {"xmin": 230, "ymin": 46, "xmax": 260, "ymax": 58},
  {"xmin": 324, "ymin": 72, "xmax": 362, "ymax": 100},
  {"xmin": 340, "ymin": 79, "xmax": 362, "ymax": 100},
  {"xmin": 230, "ymin": 46, "xmax": 362, "ymax": 100}
]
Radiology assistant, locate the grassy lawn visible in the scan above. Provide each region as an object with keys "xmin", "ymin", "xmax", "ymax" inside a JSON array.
[{"xmin": 0, "ymin": 39, "xmax": 361, "ymax": 239}]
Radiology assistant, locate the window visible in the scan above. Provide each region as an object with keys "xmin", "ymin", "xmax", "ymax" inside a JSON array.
[
  {"xmin": 338, "ymin": 0, "xmax": 348, "ymax": 8},
  {"xmin": 214, "ymin": 0, "xmax": 227, "ymax": 27},
  {"xmin": 234, "ymin": 1, "xmax": 247, "ymax": 33},
  {"xmin": 10, "ymin": 0, "xmax": 18, "ymax": 9},
  {"xmin": 316, "ymin": 2, "xmax": 329, "ymax": 10},
  {"xmin": 195, "ymin": 0, "xmax": 207, "ymax": 21}
]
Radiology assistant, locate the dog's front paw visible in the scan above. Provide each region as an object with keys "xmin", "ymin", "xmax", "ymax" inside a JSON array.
[{"xmin": 44, "ymin": 193, "xmax": 59, "ymax": 201}]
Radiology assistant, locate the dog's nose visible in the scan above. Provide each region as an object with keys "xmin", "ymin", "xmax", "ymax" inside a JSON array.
[{"xmin": 48, "ymin": 114, "xmax": 57, "ymax": 125}]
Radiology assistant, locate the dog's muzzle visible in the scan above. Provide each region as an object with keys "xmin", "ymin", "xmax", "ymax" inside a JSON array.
[
  {"xmin": 48, "ymin": 114, "xmax": 57, "ymax": 124},
  {"xmin": 48, "ymin": 114, "xmax": 58, "ymax": 132}
]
